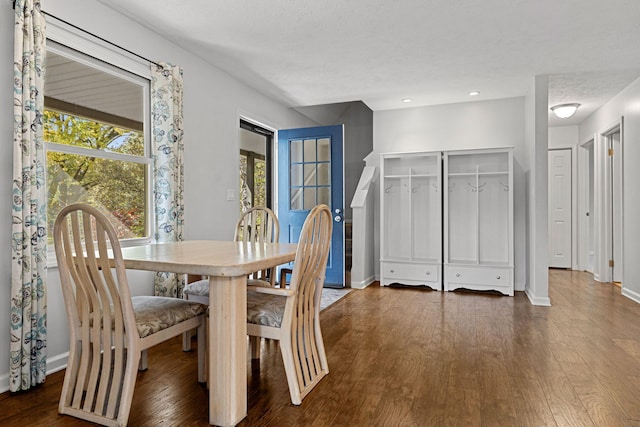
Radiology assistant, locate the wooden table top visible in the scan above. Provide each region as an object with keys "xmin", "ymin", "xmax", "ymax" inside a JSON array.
[{"xmin": 118, "ymin": 240, "xmax": 298, "ymax": 277}]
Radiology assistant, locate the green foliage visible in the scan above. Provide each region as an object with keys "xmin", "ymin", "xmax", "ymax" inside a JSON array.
[
  {"xmin": 254, "ymin": 158, "xmax": 266, "ymax": 208},
  {"xmin": 45, "ymin": 111, "xmax": 147, "ymax": 239}
]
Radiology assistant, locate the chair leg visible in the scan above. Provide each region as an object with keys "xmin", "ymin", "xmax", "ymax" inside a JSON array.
[
  {"xmin": 138, "ymin": 349, "xmax": 148, "ymax": 371},
  {"xmin": 197, "ymin": 319, "xmax": 206, "ymax": 383},
  {"xmin": 279, "ymin": 337, "xmax": 302, "ymax": 405},
  {"xmin": 182, "ymin": 329, "xmax": 194, "ymax": 351},
  {"xmin": 250, "ymin": 336, "xmax": 261, "ymax": 360},
  {"xmin": 116, "ymin": 350, "xmax": 142, "ymax": 426},
  {"xmin": 280, "ymin": 268, "xmax": 292, "ymax": 288},
  {"xmin": 58, "ymin": 340, "xmax": 80, "ymax": 415}
]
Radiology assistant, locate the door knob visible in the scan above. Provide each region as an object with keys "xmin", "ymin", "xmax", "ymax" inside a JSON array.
[{"xmin": 333, "ymin": 208, "xmax": 343, "ymax": 223}]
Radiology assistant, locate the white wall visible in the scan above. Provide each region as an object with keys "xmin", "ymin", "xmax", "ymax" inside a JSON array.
[
  {"xmin": 524, "ymin": 75, "xmax": 550, "ymax": 305},
  {"xmin": 579, "ymin": 76, "xmax": 640, "ymax": 303},
  {"xmin": 371, "ymin": 97, "xmax": 528, "ymax": 291},
  {"xmin": 549, "ymin": 126, "xmax": 578, "ymax": 149},
  {"xmin": 239, "ymin": 128, "xmax": 267, "ymax": 155},
  {"xmin": 1, "ymin": 0, "xmax": 315, "ymax": 392}
]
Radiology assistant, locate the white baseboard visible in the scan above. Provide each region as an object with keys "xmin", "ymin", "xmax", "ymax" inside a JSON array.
[
  {"xmin": 0, "ymin": 372, "xmax": 8, "ymax": 394},
  {"xmin": 622, "ymin": 287, "xmax": 640, "ymax": 304},
  {"xmin": 525, "ymin": 288, "xmax": 552, "ymax": 306},
  {"xmin": 47, "ymin": 351, "xmax": 69, "ymax": 375},
  {"xmin": 350, "ymin": 275, "xmax": 375, "ymax": 289},
  {"xmin": 0, "ymin": 352, "xmax": 68, "ymax": 395}
]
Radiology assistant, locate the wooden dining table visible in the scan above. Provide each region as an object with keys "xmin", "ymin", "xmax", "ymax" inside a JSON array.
[{"xmin": 117, "ymin": 240, "xmax": 298, "ymax": 426}]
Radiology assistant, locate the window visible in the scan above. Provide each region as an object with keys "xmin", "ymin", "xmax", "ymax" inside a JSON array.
[{"xmin": 44, "ymin": 42, "xmax": 151, "ymax": 243}]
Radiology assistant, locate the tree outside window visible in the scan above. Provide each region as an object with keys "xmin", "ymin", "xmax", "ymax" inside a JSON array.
[
  {"xmin": 240, "ymin": 149, "xmax": 266, "ymax": 216},
  {"xmin": 45, "ymin": 110, "xmax": 148, "ymax": 241}
]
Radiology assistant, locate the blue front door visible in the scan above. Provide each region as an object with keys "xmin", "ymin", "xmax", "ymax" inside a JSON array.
[{"xmin": 278, "ymin": 125, "xmax": 344, "ymax": 287}]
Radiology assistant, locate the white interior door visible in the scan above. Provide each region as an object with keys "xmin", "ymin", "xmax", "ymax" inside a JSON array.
[{"xmin": 548, "ymin": 149, "xmax": 572, "ymax": 268}]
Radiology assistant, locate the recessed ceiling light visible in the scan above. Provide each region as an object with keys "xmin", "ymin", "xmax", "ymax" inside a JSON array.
[
  {"xmin": 402, "ymin": 98, "xmax": 412, "ymax": 103},
  {"xmin": 469, "ymin": 91, "xmax": 480, "ymax": 96}
]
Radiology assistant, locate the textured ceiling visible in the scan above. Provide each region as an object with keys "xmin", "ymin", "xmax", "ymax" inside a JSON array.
[{"xmin": 94, "ymin": 0, "xmax": 640, "ymax": 126}]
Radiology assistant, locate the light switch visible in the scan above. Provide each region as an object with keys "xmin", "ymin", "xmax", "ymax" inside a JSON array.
[{"xmin": 226, "ymin": 189, "xmax": 236, "ymax": 201}]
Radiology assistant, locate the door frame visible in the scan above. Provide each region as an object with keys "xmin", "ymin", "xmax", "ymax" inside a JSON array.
[
  {"xmin": 589, "ymin": 118, "xmax": 624, "ymax": 284},
  {"xmin": 577, "ymin": 137, "xmax": 595, "ymax": 273}
]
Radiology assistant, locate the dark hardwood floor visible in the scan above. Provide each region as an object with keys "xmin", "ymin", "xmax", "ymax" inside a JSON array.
[{"xmin": 3, "ymin": 269, "xmax": 640, "ymax": 426}]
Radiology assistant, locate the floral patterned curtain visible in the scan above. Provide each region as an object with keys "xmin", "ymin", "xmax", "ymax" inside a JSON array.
[
  {"xmin": 151, "ymin": 62, "xmax": 185, "ymax": 297},
  {"xmin": 10, "ymin": 0, "xmax": 47, "ymax": 392}
]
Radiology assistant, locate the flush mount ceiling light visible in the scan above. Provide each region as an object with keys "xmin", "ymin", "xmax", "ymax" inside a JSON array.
[
  {"xmin": 469, "ymin": 91, "xmax": 480, "ymax": 96},
  {"xmin": 550, "ymin": 103, "xmax": 580, "ymax": 119},
  {"xmin": 402, "ymin": 98, "xmax": 412, "ymax": 103}
]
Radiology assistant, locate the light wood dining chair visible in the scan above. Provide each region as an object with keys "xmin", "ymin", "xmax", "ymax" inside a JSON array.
[
  {"xmin": 54, "ymin": 203, "xmax": 206, "ymax": 427},
  {"xmin": 183, "ymin": 206, "xmax": 281, "ymax": 305},
  {"xmin": 246, "ymin": 204, "xmax": 333, "ymax": 405}
]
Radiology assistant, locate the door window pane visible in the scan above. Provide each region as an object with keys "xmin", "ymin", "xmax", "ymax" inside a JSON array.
[
  {"xmin": 290, "ymin": 140, "xmax": 303, "ymax": 163},
  {"xmin": 304, "ymin": 187, "xmax": 317, "ymax": 210},
  {"xmin": 318, "ymin": 187, "xmax": 330, "ymax": 205},
  {"xmin": 304, "ymin": 164, "xmax": 316, "ymax": 185},
  {"xmin": 304, "ymin": 139, "xmax": 316, "ymax": 162},
  {"xmin": 291, "ymin": 164, "xmax": 303, "ymax": 186},
  {"xmin": 318, "ymin": 138, "xmax": 330, "ymax": 161},
  {"xmin": 317, "ymin": 163, "xmax": 330, "ymax": 185},
  {"xmin": 291, "ymin": 188, "xmax": 303, "ymax": 210}
]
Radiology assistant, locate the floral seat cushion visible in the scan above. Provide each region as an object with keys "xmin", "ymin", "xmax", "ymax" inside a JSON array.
[
  {"xmin": 183, "ymin": 278, "xmax": 273, "ymax": 298},
  {"xmin": 183, "ymin": 279, "xmax": 209, "ymax": 296},
  {"xmin": 132, "ymin": 296, "xmax": 206, "ymax": 338},
  {"xmin": 246, "ymin": 291, "xmax": 286, "ymax": 328}
]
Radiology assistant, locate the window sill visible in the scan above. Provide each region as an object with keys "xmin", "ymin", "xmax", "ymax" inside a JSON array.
[{"xmin": 47, "ymin": 236, "xmax": 153, "ymax": 269}]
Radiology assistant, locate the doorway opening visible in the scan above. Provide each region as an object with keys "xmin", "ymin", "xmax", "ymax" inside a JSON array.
[{"xmin": 239, "ymin": 119, "xmax": 274, "ymax": 215}]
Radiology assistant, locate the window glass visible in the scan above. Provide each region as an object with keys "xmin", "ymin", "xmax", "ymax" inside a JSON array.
[
  {"xmin": 253, "ymin": 157, "xmax": 266, "ymax": 208},
  {"xmin": 303, "ymin": 139, "xmax": 316, "ymax": 162},
  {"xmin": 317, "ymin": 138, "xmax": 330, "ymax": 161},
  {"xmin": 290, "ymin": 140, "xmax": 303, "ymax": 163},
  {"xmin": 303, "ymin": 187, "xmax": 317, "ymax": 210}
]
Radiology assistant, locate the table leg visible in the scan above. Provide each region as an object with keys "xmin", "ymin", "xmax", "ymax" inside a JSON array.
[{"xmin": 208, "ymin": 275, "xmax": 247, "ymax": 426}]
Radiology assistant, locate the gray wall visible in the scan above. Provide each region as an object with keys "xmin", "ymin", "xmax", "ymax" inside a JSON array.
[{"xmin": 294, "ymin": 101, "xmax": 374, "ymax": 219}]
